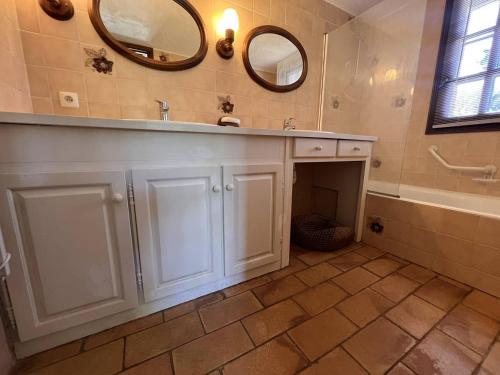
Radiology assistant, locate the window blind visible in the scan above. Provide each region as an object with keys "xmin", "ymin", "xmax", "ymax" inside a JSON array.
[{"xmin": 428, "ymin": 0, "xmax": 500, "ymax": 133}]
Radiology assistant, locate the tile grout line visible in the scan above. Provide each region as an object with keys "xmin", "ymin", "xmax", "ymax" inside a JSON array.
[{"xmin": 394, "ymin": 286, "xmax": 476, "ymax": 373}]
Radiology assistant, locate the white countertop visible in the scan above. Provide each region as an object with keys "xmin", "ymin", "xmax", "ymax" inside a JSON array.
[{"xmin": 0, "ymin": 112, "xmax": 377, "ymax": 142}]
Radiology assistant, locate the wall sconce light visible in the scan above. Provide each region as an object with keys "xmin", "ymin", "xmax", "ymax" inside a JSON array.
[
  {"xmin": 39, "ymin": 0, "xmax": 74, "ymax": 21},
  {"xmin": 216, "ymin": 8, "xmax": 239, "ymax": 59}
]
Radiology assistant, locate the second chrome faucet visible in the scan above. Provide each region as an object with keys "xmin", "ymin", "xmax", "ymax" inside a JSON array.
[{"xmin": 156, "ymin": 99, "xmax": 170, "ymax": 121}]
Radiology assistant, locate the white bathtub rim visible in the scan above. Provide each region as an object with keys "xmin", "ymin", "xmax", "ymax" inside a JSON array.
[{"xmin": 368, "ymin": 182, "xmax": 500, "ymax": 220}]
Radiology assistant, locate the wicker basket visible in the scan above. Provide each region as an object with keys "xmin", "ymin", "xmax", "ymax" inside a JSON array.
[{"xmin": 291, "ymin": 214, "xmax": 354, "ymax": 252}]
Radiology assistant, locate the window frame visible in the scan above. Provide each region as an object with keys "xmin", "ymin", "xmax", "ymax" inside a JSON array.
[{"xmin": 427, "ymin": 0, "xmax": 500, "ymax": 134}]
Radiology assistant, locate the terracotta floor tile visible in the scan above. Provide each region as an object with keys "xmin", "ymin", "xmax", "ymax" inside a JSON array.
[
  {"xmin": 403, "ymin": 330, "xmax": 482, "ymax": 375},
  {"xmin": 199, "ymin": 291, "xmax": 262, "ymax": 332},
  {"xmin": 125, "ymin": 311, "xmax": 204, "ymax": 367},
  {"xmin": 363, "ymin": 257, "xmax": 404, "ymax": 277},
  {"xmin": 343, "ymin": 318, "xmax": 415, "ymax": 375},
  {"xmin": 438, "ymin": 304, "xmax": 499, "ymax": 354},
  {"xmin": 222, "ymin": 335, "xmax": 308, "ymax": 375},
  {"xmin": 296, "ymin": 250, "xmax": 340, "ymax": 266},
  {"xmin": 337, "ymin": 289, "xmax": 394, "ymax": 327},
  {"xmin": 14, "ymin": 340, "xmax": 82, "ymax": 373},
  {"xmin": 355, "ymin": 246, "xmax": 385, "ymax": 259},
  {"xmin": 387, "ymin": 363, "xmax": 415, "ymax": 374},
  {"xmin": 163, "ymin": 292, "xmax": 223, "ymax": 322},
  {"xmin": 31, "ymin": 340, "xmax": 123, "ymax": 375},
  {"xmin": 242, "ymin": 299, "xmax": 308, "ymax": 345},
  {"xmin": 463, "ymin": 290, "xmax": 500, "ymax": 321},
  {"xmin": 295, "ymin": 262, "xmax": 342, "ymax": 287},
  {"xmin": 332, "ymin": 267, "xmax": 380, "ymax": 295},
  {"xmin": 223, "ymin": 276, "xmax": 272, "ymax": 298},
  {"xmin": 270, "ymin": 257, "xmax": 308, "ymax": 280},
  {"xmin": 293, "ymin": 282, "xmax": 347, "ymax": 316},
  {"xmin": 298, "ymin": 347, "xmax": 368, "ymax": 375},
  {"xmin": 415, "ymin": 277, "xmax": 469, "ymax": 311},
  {"xmin": 172, "ymin": 322, "xmax": 253, "ymax": 375},
  {"xmin": 120, "ymin": 353, "xmax": 173, "ymax": 375},
  {"xmin": 386, "ymin": 295, "xmax": 446, "ymax": 339},
  {"xmin": 398, "ymin": 264, "xmax": 436, "ymax": 284},
  {"xmin": 329, "ymin": 252, "xmax": 369, "ymax": 271},
  {"xmin": 84, "ymin": 313, "xmax": 162, "ymax": 350},
  {"xmin": 477, "ymin": 341, "xmax": 500, "ymax": 375},
  {"xmin": 288, "ymin": 308, "xmax": 358, "ymax": 361},
  {"xmin": 253, "ymin": 275, "xmax": 308, "ymax": 306},
  {"xmin": 370, "ymin": 274, "xmax": 419, "ymax": 303}
]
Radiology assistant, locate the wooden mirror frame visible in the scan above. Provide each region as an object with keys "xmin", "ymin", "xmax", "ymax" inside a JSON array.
[
  {"xmin": 88, "ymin": 0, "xmax": 208, "ymax": 71},
  {"xmin": 243, "ymin": 25, "xmax": 308, "ymax": 93}
]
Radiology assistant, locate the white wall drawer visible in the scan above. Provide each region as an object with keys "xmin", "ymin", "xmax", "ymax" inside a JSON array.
[
  {"xmin": 294, "ymin": 138, "xmax": 338, "ymax": 158},
  {"xmin": 337, "ymin": 141, "xmax": 371, "ymax": 157}
]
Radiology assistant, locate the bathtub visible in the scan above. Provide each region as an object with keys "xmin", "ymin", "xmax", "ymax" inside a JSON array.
[
  {"xmin": 368, "ymin": 180, "xmax": 500, "ymax": 219},
  {"xmin": 364, "ymin": 180, "xmax": 500, "ymax": 298}
]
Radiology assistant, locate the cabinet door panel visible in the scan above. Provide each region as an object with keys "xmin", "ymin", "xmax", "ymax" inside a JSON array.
[
  {"xmin": 0, "ymin": 172, "xmax": 138, "ymax": 341},
  {"xmin": 132, "ymin": 167, "xmax": 223, "ymax": 302},
  {"xmin": 223, "ymin": 164, "xmax": 283, "ymax": 276}
]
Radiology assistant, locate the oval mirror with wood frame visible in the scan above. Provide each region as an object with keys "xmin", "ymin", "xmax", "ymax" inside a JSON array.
[
  {"xmin": 243, "ymin": 25, "xmax": 308, "ymax": 92},
  {"xmin": 88, "ymin": 0, "xmax": 208, "ymax": 71}
]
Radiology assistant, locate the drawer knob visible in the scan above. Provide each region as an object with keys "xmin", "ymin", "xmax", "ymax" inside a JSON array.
[
  {"xmin": 212, "ymin": 185, "xmax": 221, "ymax": 193},
  {"xmin": 112, "ymin": 193, "xmax": 124, "ymax": 203},
  {"xmin": 226, "ymin": 184, "xmax": 235, "ymax": 191},
  {"xmin": 314, "ymin": 145, "xmax": 323, "ymax": 151},
  {"xmin": 353, "ymin": 146, "xmax": 361, "ymax": 151}
]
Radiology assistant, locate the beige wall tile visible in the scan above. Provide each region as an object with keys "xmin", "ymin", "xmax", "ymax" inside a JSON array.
[
  {"xmin": 26, "ymin": 65, "xmax": 50, "ymax": 97},
  {"xmin": 15, "ymin": 0, "xmax": 39, "ymax": 32},
  {"xmin": 31, "ymin": 96, "xmax": 54, "ymax": 114},
  {"xmin": 43, "ymin": 36, "xmax": 83, "ymax": 71}
]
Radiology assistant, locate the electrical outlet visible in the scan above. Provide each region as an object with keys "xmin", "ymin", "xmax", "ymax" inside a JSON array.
[{"xmin": 59, "ymin": 92, "xmax": 80, "ymax": 108}]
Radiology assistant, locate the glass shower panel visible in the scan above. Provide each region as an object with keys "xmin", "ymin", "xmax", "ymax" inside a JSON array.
[{"xmin": 321, "ymin": 0, "xmax": 427, "ymax": 196}]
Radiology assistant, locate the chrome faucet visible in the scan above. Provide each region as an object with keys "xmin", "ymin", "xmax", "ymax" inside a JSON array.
[
  {"xmin": 283, "ymin": 117, "xmax": 296, "ymax": 131},
  {"xmin": 155, "ymin": 99, "xmax": 170, "ymax": 121}
]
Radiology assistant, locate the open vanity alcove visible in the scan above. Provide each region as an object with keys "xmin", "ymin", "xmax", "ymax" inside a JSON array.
[{"xmin": 0, "ymin": 113, "xmax": 375, "ymax": 357}]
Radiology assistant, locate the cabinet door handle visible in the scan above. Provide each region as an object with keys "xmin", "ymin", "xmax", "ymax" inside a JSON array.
[
  {"xmin": 112, "ymin": 193, "xmax": 124, "ymax": 203},
  {"xmin": 212, "ymin": 185, "xmax": 221, "ymax": 193},
  {"xmin": 353, "ymin": 146, "xmax": 361, "ymax": 151},
  {"xmin": 314, "ymin": 145, "xmax": 323, "ymax": 151},
  {"xmin": 225, "ymin": 184, "xmax": 235, "ymax": 191}
]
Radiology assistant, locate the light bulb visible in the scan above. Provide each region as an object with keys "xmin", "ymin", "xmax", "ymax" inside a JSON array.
[{"xmin": 217, "ymin": 8, "xmax": 239, "ymax": 37}]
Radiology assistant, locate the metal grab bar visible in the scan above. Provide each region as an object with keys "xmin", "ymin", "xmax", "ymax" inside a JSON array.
[{"xmin": 428, "ymin": 145, "xmax": 497, "ymax": 177}]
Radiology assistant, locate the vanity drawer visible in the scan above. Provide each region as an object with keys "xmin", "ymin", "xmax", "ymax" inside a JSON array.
[
  {"xmin": 294, "ymin": 138, "xmax": 338, "ymax": 158},
  {"xmin": 337, "ymin": 140, "xmax": 371, "ymax": 157}
]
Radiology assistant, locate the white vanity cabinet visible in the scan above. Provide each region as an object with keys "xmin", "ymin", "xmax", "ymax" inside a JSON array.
[
  {"xmin": 0, "ymin": 171, "xmax": 139, "ymax": 341},
  {"xmin": 132, "ymin": 166, "xmax": 224, "ymax": 303},
  {"xmin": 223, "ymin": 164, "xmax": 283, "ymax": 276},
  {"xmin": 0, "ymin": 114, "xmax": 376, "ymax": 357}
]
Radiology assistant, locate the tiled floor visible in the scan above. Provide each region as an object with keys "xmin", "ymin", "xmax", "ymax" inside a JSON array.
[{"xmin": 14, "ymin": 243, "xmax": 500, "ymax": 375}]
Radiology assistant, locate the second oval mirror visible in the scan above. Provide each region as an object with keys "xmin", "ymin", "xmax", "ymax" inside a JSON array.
[
  {"xmin": 89, "ymin": 0, "xmax": 208, "ymax": 70},
  {"xmin": 243, "ymin": 26, "xmax": 308, "ymax": 92}
]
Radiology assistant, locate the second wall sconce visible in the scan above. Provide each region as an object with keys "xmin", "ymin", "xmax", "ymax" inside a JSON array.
[
  {"xmin": 39, "ymin": 0, "xmax": 74, "ymax": 21},
  {"xmin": 216, "ymin": 8, "xmax": 239, "ymax": 59}
]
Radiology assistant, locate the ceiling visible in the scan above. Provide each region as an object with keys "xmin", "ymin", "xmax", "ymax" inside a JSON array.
[
  {"xmin": 100, "ymin": 0, "xmax": 200, "ymax": 57},
  {"xmin": 325, "ymin": 0, "xmax": 384, "ymax": 15},
  {"xmin": 249, "ymin": 34, "xmax": 299, "ymax": 72}
]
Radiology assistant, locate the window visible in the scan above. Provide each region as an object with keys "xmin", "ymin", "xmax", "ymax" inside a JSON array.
[{"xmin": 427, "ymin": 0, "xmax": 500, "ymax": 133}]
